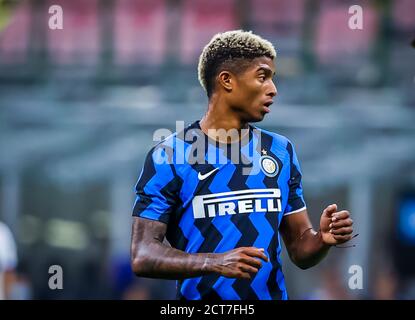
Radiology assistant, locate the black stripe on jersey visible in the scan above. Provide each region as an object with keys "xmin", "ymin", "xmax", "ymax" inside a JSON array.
[
  {"xmin": 260, "ymin": 130, "xmax": 284, "ymax": 191},
  {"xmin": 229, "ymin": 154, "xmax": 261, "ymax": 300},
  {"xmin": 134, "ymin": 146, "xmax": 156, "ymax": 194},
  {"xmin": 191, "ymin": 220, "xmax": 222, "ymax": 299},
  {"xmin": 178, "ymin": 123, "xmax": 225, "ymax": 299},
  {"xmin": 133, "ymin": 146, "xmax": 157, "ymax": 216},
  {"xmin": 260, "ymin": 129, "xmax": 284, "ymax": 300},
  {"xmin": 133, "ymin": 142, "xmax": 183, "ymax": 223},
  {"xmin": 156, "ymin": 172, "xmax": 183, "ymax": 223},
  {"xmin": 165, "ymin": 170, "xmax": 187, "ymax": 250},
  {"xmin": 266, "ymin": 210, "xmax": 283, "ymax": 300},
  {"xmin": 286, "ymin": 141, "xmax": 305, "ymax": 211},
  {"xmin": 197, "ymin": 274, "xmax": 224, "ymax": 300}
]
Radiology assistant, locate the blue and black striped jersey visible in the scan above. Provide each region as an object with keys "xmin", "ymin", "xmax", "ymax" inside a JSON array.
[{"xmin": 132, "ymin": 120, "xmax": 306, "ymax": 300}]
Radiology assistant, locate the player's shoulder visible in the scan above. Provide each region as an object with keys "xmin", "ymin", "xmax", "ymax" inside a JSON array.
[
  {"xmin": 153, "ymin": 132, "xmax": 177, "ymax": 151},
  {"xmin": 251, "ymin": 124, "xmax": 293, "ymax": 149},
  {"xmin": 145, "ymin": 121, "xmax": 198, "ymax": 161},
  {"xmin": 144, "ymin": 132, "xmax": 176, "ymax": 165}
]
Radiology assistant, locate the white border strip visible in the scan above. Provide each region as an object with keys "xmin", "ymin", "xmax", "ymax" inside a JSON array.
[{"xmin": 284, "ymin": 206, "xmax": 307, "ymax": 216}]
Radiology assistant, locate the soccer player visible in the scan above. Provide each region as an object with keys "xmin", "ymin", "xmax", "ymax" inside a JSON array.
[{"xmin": 130, "ymin": 30, "xmax": 354, "ymax": 300}]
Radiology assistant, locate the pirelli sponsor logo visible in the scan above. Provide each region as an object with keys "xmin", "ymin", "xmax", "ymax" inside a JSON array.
[{"xmin": 192, "ymin": 188, "xmax": 281, "ymax": 219}]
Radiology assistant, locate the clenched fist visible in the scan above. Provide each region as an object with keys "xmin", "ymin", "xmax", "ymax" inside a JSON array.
[{"xmin": 320, "ymin": 204, "xmax": 353, "ymax": 246}]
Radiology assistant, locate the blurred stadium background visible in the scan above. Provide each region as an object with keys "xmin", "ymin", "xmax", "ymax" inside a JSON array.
[{"xmin": 0, "ymin": 0, "xmax": 414, "ymax": 299}]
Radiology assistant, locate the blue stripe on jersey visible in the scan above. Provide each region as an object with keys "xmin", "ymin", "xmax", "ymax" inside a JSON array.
[
  {"xmin": 139, "ymin": 147, "xmax": 175, "ymax": 221},
  {"xmin": 250, "ymin": 213, "xmax": 273, "ymax": 300},
  {"xmin": 209, "ymin": 153, "xmax": 241, "ymax": 300},
  {"xmin": 175, "ymin": 138, "xmax": 205, "ymax": 300},
  {"xmin": 268, "ymin": 130, "xmax": 291, "ymax": 298},
  {"xmin": 242, "ymin": 130, "xmax": 273, "ymax": 299},
  {"xmin": 284, "ymin": 140, "xmax": 306, "ymax": 214},
  {"xmin": 277, "ymin": 232, "xmax": 288, "ymax": 300}
]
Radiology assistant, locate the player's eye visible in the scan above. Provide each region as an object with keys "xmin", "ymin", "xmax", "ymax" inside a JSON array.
[{"xmin": 259, "ymin": 75, "xmax": 266, "ymax": 82}]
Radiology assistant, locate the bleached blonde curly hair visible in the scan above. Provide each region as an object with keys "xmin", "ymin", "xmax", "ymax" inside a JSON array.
[{"xmin": 198, "ymin": 30, "xmax": 276, "ymax": 97}]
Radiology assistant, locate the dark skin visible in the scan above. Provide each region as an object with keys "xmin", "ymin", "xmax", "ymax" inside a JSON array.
[
  {"xmin": 131, "ymin": 218, "xmax": 268, "ymax": 279},
  {"xmin": 131, "ymin": 56, "xmax": 354, "ymax": 279}
]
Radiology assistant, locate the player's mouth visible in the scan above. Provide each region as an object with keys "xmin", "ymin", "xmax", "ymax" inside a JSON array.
[{"xmin": 263, "ymin": 100, "xmax": 273, "ymax": 113}]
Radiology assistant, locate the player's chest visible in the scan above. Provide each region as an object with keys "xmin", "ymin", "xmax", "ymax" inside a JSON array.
[{"xmin": 177, "ymin": 155, "xmax": 290, "ymax": 218}]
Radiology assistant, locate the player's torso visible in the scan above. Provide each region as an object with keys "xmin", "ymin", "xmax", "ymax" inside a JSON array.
[
  {"xmin": 170, "ymin": 127, "xmax": 290, "ymax": 242},
  {"xmin": 167, "ymin": 126, "xmax": 291, "ymax": 300}
]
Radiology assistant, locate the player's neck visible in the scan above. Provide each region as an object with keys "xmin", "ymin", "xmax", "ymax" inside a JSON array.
[{"xmin": 200, "ymin": 100, "xmax": 249, "ymax": 143}]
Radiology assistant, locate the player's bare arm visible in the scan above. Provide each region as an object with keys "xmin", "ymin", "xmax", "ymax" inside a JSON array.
[
  {"xmin": 280, "ymin": 204, "xmax": 353, "ymax": 269},
  {"xmin": 131, "ymin": 217, "xmax": 268, "ymax": 280}
]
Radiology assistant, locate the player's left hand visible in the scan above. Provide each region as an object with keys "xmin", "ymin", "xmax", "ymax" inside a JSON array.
[{"xmin": 319, "ymin": 204, "xmax": 353, "ymax": 246}]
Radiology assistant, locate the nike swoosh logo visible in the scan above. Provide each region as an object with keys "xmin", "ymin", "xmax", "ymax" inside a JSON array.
[{"xmin": 198, "ymin": 168, "xmax": 219, "ymax": 180}]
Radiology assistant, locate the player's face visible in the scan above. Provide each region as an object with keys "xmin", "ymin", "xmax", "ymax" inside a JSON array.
[{"xmin": 230, "ymin": 56, "xmax": 277, "ymax": 122}]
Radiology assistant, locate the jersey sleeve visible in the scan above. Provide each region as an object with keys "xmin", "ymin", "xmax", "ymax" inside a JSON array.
[
  {"xmin": 132, "ymin": 144, "xmax": 181, "ymax": 224},
  {"xmin": 284, "ymin": 141, "xmax": 306, "ymax": 216}
]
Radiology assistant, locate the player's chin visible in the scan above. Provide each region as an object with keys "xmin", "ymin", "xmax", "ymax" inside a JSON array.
[{"xmin": 248, "ymin": 111, "xmax": 266, "ymax": 123}]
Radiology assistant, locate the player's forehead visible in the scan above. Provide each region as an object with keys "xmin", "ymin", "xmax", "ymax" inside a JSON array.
[{"xmin": 245, "ymin": 56, "xmax": 276, "ymax": 75}]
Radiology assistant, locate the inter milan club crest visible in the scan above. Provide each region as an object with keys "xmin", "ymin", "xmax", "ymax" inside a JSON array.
[{"xmin": 259, "ymin": 149, "xmax": 279, "ymax": 177}]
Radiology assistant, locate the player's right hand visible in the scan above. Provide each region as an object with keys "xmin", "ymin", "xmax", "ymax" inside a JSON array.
[{"xmin": 214, "ymin": 247, "xmax": 269, "ymax": 280}]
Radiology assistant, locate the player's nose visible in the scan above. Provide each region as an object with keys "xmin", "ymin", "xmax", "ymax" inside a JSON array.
[{"xmin": 267, "ymin": 81, "xmax": 277, "ymax": 98}]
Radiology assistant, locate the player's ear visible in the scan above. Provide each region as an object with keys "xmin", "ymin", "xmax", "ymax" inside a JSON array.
[{"xmin": 218, "ymin": 71, "xmax": 233, "ymax": 92}]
